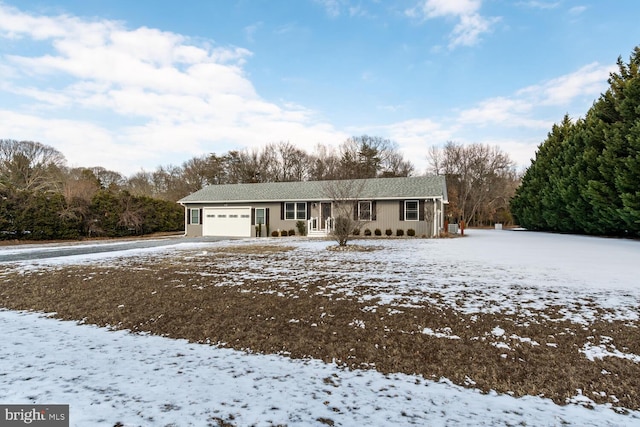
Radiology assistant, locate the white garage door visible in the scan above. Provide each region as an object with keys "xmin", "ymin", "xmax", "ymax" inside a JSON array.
[{"xmin": 202, "ymin": 207, "xmax": 252, "ymax": 237}]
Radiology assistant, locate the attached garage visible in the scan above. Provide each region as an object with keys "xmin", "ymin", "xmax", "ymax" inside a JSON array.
[{"xmin": 202, "ymin": 207, "xmax": 252, "ymax": 237}]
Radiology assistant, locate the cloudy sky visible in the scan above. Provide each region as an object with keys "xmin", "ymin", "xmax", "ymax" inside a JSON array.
[{"xmin": 1, "ymin": 1, "xmax": 638, "ymax": 176}]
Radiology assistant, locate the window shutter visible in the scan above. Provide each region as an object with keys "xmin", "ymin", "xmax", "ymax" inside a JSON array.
[
  {"xmin": 266, "ymin": 208, "xmax": 270, "ymax": 225},
  {"xmin": 199, "ymin": 209, "xmax": 203, "ymax": 225},
  {"xmin": 372, "ymin": 201, "xmax": 377, "ymax": 221},
  {"xmin": 281, "ymin": 202, "xmax": 285, "ymax": 220},
  {"xmin": 251, "ymin": 208, "xmax": 255, "ymax": 226},
  {"xmin": 419, "ymin": 200, "xmax": 425, "ymax": 221},
  {"xmin": 307, "ymin": 202, "xmax": 311, "ymax": 220},
  {"xmin": 187, "ymin": 208, "xmax": 191, "ymax": 225},
  {"xmin": 353, "ymin": 202, "xmax": 358, "ymax": 220},
  {"xmin": 399, "ymin": 200, "xmax": 404, "ymax": 221}
]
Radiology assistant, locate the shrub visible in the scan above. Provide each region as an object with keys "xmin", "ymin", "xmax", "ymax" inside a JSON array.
[
  {"xmin": 374, "ymin": 228, "xmax": 382, "ymax": 236},
  {"xmin": 396, "ymin": 229, "xmax": 404, "ymax": 237},
  {"xmin": 295, "ymin": 220, "xmax": 306, "ymax": 236},
  {"xmin": 280, "ymin": 230, "xmax": 288, "ymax": 237},
  {"xmin": 385, "ymin": 228, "xmax": 392, "ymax": 236},
  {"xmin": 288, "ymin": 229, "xmax": 296, "ymax": 236},
  {"xmin": 353, "ymin": 228, "xmax": 360, "ymax": 236},
  {"xmin": 407, "ymin": 228, "xmax": 415, "ymax": 237},
  {"xmin": 364, "ymin": 228, "xmax": 372, "ymax": 236},
  {"xmin": 271, "ymin": 230, "xmax": 279, "ymax": 237}
]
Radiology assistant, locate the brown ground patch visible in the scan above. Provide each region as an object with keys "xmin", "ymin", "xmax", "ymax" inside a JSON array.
[{"xmin": 1, "ymin": 247, "xmax": 638, "ymax": 413}]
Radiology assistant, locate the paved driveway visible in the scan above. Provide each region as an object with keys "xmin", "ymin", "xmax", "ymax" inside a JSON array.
[{"xmin": 0, "ymin": 236, "xmax": 227, "ymax": 263}]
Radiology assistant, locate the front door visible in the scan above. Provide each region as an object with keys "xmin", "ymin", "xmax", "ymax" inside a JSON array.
[{"xmin": 320, "ymin": 202, "xmax": 332, "ymax": 230}]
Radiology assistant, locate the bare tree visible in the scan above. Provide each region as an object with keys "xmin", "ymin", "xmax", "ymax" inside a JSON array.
[
  {"xmin": 275, "ymin": 141, "xmax": 310, "ymax": 182},
  {"xmin": 59, "ymin": 168, "xmax": 101, "ymax": 230},
  {"xmin": 322, "ymin": 179, "xmax": 368, "ymax": 246},
  {"xmin": 380, "ymin": 150, "xmax": 414, "ymax": 177},
  {"xmin": 309, "ymin": 144, "xmax": 341, "ymax": 181},
  {"xmin": 125, "ymin": 170, "xmax": 155, "ymax": 197},
  {"xmin": 225, "ymin": 149, "xmax": 263, "ymax": 183},
  {"xmin": 89, "ymin": 166, "xmax": 125, "ymax": 190},
  {"xmin": 0, "ymin": 139, "xmax": 66, "ymax": 192},
  {"xmin": 427, "ymin": 142, "xmax": 518, "ymax": 226}
]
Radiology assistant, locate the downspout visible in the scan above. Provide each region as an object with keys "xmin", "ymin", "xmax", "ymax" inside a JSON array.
[{"xmin": 178, "ymin": 202, "xmax": 188, "ymax": 237}]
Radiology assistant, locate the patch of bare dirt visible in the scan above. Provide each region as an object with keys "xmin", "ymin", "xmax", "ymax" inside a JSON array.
[{"xmin": 1, "ymin": 249, "xmax": 638, "ymax": 412}]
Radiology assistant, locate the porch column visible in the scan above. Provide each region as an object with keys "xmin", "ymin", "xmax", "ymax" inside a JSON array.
[{"xmin": 433, "ymin": 199, "xmax": 437, "ymax": 237}]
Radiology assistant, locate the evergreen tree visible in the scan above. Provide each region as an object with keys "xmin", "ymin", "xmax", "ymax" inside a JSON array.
[{"xmin": 511, "ymin": 46, "xmax": 640, "ymax": 237}]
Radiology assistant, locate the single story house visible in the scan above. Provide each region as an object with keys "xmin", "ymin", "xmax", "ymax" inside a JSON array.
[{"xmin": 178, "ymin": 175, "xmax": 448, "ymax": 238}]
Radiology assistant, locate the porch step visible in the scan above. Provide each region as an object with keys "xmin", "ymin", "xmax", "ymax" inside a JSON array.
[{"xmin": 307, "ymin": 230, "xmax": 330, "ymax": 238}]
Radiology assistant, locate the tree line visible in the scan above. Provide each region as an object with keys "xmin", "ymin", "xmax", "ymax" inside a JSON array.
[
  {"xmin": 126, "ymin": 136, "xmax": 415, "ymax": 202},
  {"xmin": 510, "ymin": 47, "xmax": 640, "ymax": 237},
  {"xmin": 2, "ymin": 131, "xmax": 521, "ymax": 240},
  {"xmin": 0, "ymin": 140, "xmax": 183, "ymax": 240},
  {"xmin": 0, "ymin": 136, "xmax": 415, "ymax": 240}
]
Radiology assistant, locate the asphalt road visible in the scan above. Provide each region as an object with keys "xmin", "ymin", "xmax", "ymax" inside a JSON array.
[{"xmin": 0, "ymin": 236, "xmax": 225, "ymax": 263}]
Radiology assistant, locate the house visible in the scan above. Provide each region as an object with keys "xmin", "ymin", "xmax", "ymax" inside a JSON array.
[{"xmin": 178, "ymin": 175, "xmax": 448, "ymax": 238}]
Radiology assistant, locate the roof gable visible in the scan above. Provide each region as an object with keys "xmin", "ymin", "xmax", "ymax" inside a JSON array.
[{"xmin": 178, "ymin": 176, "xmax": 447, "ymax": 203}]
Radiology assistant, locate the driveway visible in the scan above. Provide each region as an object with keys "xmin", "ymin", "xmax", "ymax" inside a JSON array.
[{"xmin": 0, "ymin": 236, "xmax": 227, "ymax": 263}]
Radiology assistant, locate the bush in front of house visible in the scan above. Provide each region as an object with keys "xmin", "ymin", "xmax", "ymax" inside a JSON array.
[
  {"xmin": 364, "ymin": 228, "xmax": 372, "ymax": 236},
  {"xmin": 374, "ymin": 228, "xmax": 382, "ymax": 236},
  {"xmin": 288, "ymin": 229, "xmax": 296, "ymax": 236},
  {"xmin": 280, "ymin": 230, "xmax": 288, "ymax": 237},
  {"xmin": 396, "ymin": 229, "xmax": 404, "ymax": 237},
  {"xmin": 353, "ymin": 228, "xmax": 360, "ymax": 236},
  {"xmin": 295, "ymin": 220, "xmax": 306, "ymax": 236},
  {"xmin": 407, "ymin": 228, "xmax": 416, "ymax": 237},
  {"xmin": 271, "ymin": 230, "xmax": 279, "ymax": 237},
  {"xmin": 385, "ymin": 228, "xmax": 392, "ymax": 236}
]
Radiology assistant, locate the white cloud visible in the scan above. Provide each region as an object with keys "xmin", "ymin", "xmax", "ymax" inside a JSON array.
[
  {"xmin": 449, "ymin": 13, "xmax": 500, "ymax": 48},
  {"xmin": 517, "ymin": 1, "xmax": 560, "ymax": 10},
  {"xmin": 518, "ymin": 62, "xmax": 614, "ymax": 106},
  {"xmin": 414, "ymin": 0, "xmax": 482, "ymax": 18},
  {"xmin": 244, "ymin": 22, "xmax": 262, "ymax": 43},
  {"xmin": 314, "ymin": 0, "xmax": 342, "ymax": 17},
  {"xmin": 373, "ymin": 61, "xmax": 614, "ymax": 171},
  {"xmin": 406, "ymin": 0, "xmax": 498, "ymax": 48},
  {"xmin": 569, "ymin": 6, "xmax": 588, "ymax": 15},
  {"xmin": 0, "ymin": 4, "xmax": 345, "ymax": 175}
]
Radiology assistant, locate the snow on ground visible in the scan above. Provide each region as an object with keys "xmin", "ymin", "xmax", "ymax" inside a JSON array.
[
  {"xmin": 1, "ymin": 229, "xmax": 640, "ymax": 426},
  {"xmin": 1, "ymin": 310, "xmax": 637, "ymax": 427}
]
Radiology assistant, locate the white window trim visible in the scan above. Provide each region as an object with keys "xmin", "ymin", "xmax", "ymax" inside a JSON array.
[
  {"xmin": 285, "ymin": 202, "xmax": 307, "ymax": 220},
  {"xmin": 405, "ymin": 200, "xmax": 419, "ymax": 221},
  {"xmin": 190, "ymin": 208, "xmax": 200, "ymax": 224},
  {"xmin": 358, "ymin": 201, "xmax": 372, "ymax": 221},
  {"xmin": 255, "ymin": 207, "xmax": 266, "ymax": 225}
]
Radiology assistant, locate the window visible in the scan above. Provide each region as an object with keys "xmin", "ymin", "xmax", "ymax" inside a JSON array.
[
  {"xmin": 285, "ymin": 202, "xmax": 307, "ymax": 220},
  {"xmin": 405, "ymin": 200, "xmax": 419, "ymax": 221},
  {"xmin": 190, "ymin": 209, "xmax": 200, "ymax": 225},
  {"xmin": 255, "ymin": 208, "xmax": 266, "ymax": 225},
  {"xmin": 358, "ymin": 201, "xmax": 372, "ymax": 221}
]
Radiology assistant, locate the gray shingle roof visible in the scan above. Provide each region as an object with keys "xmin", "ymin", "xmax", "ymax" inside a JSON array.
[
  {"xmin": 178, "ymin": 176, "xmax": 447, "ymax": 203},
  {"xmin": 179, "ymin": 176, "xmax": 447, "ymax": 204}
]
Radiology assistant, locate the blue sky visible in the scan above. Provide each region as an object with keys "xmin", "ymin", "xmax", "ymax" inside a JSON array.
[{"xmin": 1, "ymin": 0, "xmax": 638, "ymax": 176}]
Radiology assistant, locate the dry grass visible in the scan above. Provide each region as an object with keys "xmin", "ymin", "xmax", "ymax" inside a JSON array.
[{"xmin": 1, "ymin": 246, "xmax": 638, "ymax": 413}]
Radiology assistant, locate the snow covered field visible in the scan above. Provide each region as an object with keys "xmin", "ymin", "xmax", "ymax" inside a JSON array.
[{"xmin": 1, "ymin": 229, "xmax": 639, "ymax": 426}]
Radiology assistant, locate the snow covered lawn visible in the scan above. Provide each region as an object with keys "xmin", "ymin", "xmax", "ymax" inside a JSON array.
[{"xmin": 1, "ymin": 229, "xmax": 639, "ymax": 426}]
